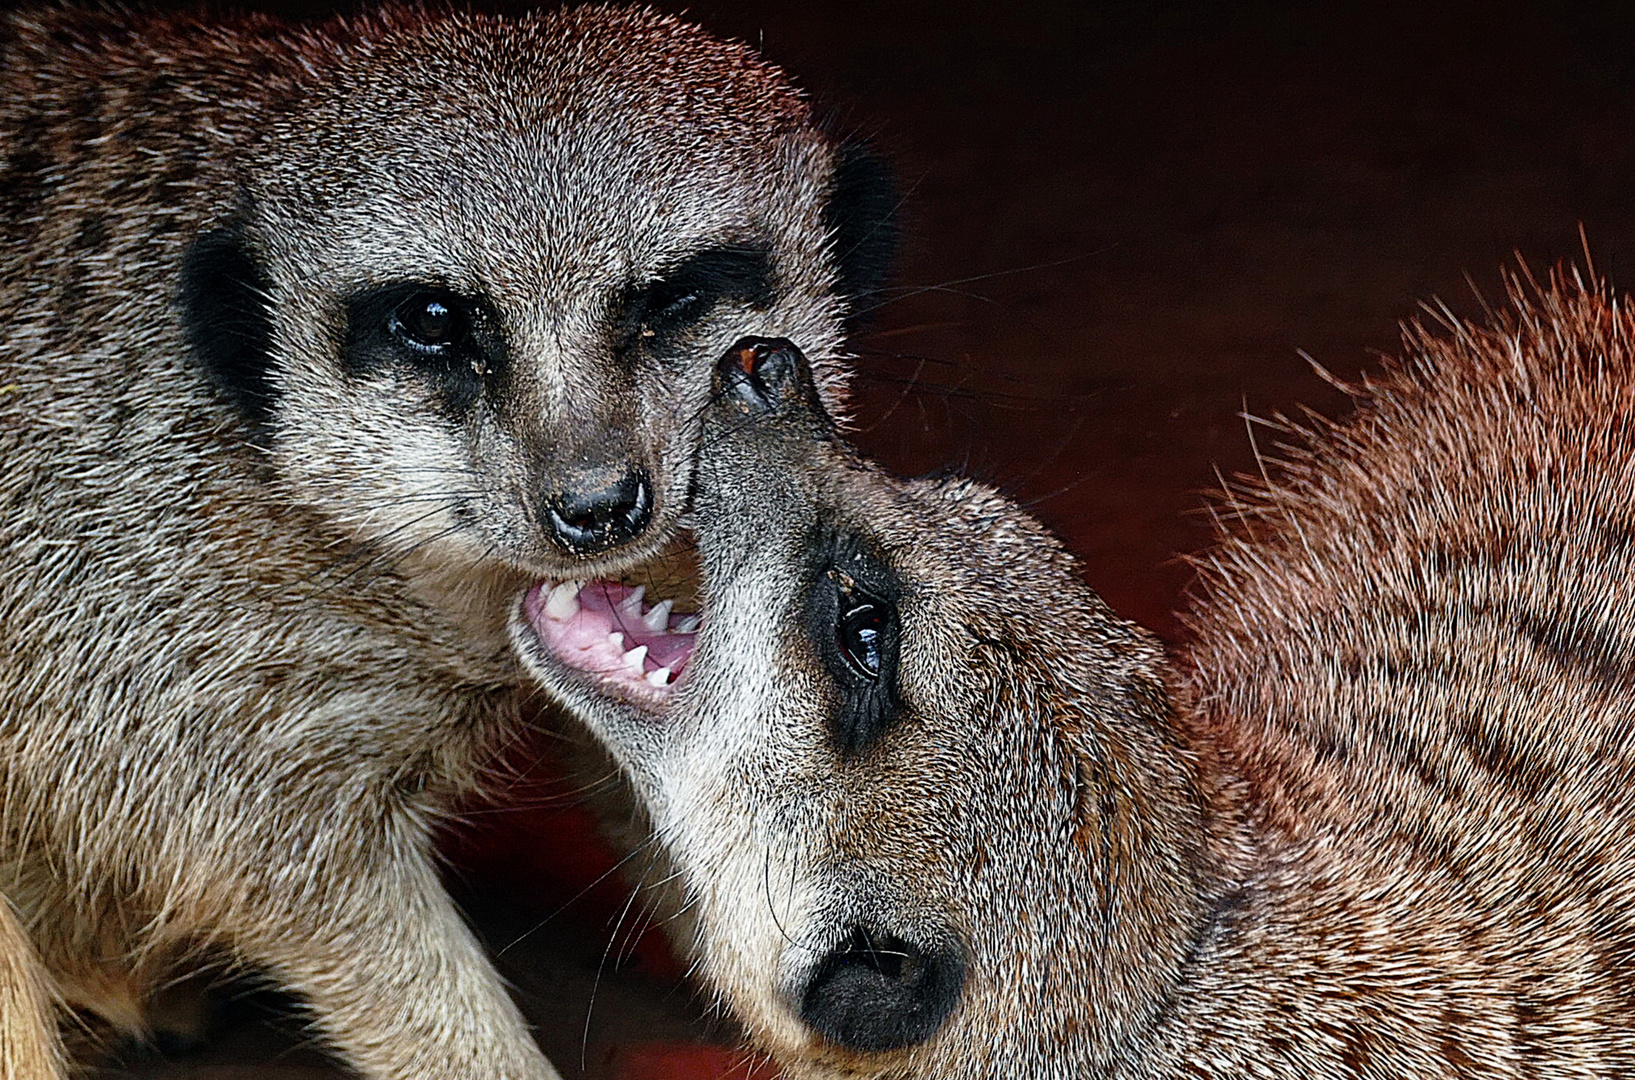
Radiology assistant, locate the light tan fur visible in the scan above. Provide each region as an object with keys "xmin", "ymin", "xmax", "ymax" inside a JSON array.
[
  {"xmin": 522, "ymin": 275, "xmax": 1635, "ymax": 1077},
  {"xmin": 0, "ymin": 5, "xmax": 887, "ymax": 1077},
  {"xmin": 0, "ymin": 894, "xmax": 62, "ymax": 1080}
]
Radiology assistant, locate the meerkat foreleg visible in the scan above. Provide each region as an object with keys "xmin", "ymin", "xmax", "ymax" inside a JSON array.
[
  {"xmin": 0, "ymin": 892, "xmax": 65, "ymax": 1080},
  {"xmin": 232, "ymin": 841, "xmax": 557, "ymax": 1080}
]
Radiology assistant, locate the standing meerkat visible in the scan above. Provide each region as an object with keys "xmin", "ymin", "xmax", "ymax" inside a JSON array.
[
  {"xmin": 517, "ymin": 278, "xmax": 1635, "ymax": 1078},
  {"xmin": 0, "ymin": 4, "xmax": 893, "ymax": 1078}
]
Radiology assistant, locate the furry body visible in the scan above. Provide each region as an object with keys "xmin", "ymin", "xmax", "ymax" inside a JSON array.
[
  {"xmin": 1165, "ymin": 273, "xmax": 1635, "ymax": 1075},
  {"xmin": 519, "ymin": 279, "xmax": 1635, "ymax": 1077},
  {"xmin": 0, "ymin": 6, "xmax": 889, "ymax": 1077}
]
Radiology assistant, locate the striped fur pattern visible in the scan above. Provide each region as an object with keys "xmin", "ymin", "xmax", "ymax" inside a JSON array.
[{"xmin": 1170, "ymin": 268, "xmax": 1635, "ymax": 1075}]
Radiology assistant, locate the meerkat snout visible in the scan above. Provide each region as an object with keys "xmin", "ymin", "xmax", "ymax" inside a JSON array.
[
  {"xmin": 543, "ymin": 465, "xmax": 654, "ymax": 555},
  {"xmin": 799, "ymin": 926, "xmax": 967, "ymax": 1053},
  {"xmin": 718, "ymin": 335, "xmax": 833, "ymax": 419}
]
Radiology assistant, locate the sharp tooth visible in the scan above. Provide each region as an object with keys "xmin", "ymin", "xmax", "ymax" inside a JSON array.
[
  {"xmin": 641, "ymin": 599, "xmax": 673, "ymax": 632},
  {"xmin": 645, "ymin": 666, "xmax": 671, "ymax": 687},
  {"xmin": 607, "ymin": 631, "xmax": 625, "ymax": 649},
  {"xmin": 675, "ymin": 614, "xmax": 701, "ymax": 633},
  {"xmin": 618, "ymin": 586, "xmax": 645, "ymax": 613},
  {"xmin": 543, "ymin": 581, "xmax": 582, "ymax": 621},
  {"xmin": 622, "ymin": 644, "xmax": 648, "ymax": 671}
]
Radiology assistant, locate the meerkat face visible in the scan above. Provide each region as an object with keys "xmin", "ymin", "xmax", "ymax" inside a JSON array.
[
  {"xmin": 514, "ymin": 339, "xmax": 1214, "ymax": 1077},
  {"xmin": 179, "ymin": 8, "xmax": 892, "ymax": 586}
]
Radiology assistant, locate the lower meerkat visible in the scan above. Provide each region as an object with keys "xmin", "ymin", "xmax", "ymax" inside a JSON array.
[
  {"xmin": 517, "ymin": 277, "xmax": 1635, "ymax": 1077},
  {"xmin": 0, "ymin": 5, "xmax": 892, "ymax": 1078}
]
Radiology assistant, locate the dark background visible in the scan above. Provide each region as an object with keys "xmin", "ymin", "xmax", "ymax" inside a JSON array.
[
  {"xmin": 80, "ymin": 1, "xmax": 1635, "ymax": 1076},
  {"xmin": 691, "ymin": 0, "xmax": 1635, "ymax": 641}
]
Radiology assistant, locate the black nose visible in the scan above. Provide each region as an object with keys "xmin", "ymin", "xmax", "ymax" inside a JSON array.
[
  {"xmin": 545, "ymin": 469, "xmax": 653, "ymax": 555},
  {"xmin": 714, "ymin": 336, "xmax": 824, "ymax": 415},
  {"xmin": 799, "ymin": 926, "xmax": 965, "ymax": 1053}
]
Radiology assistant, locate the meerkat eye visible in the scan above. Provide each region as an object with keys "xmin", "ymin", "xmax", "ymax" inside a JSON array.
[
  {"xmin": 343, "ymin": 284, "xmax": 497, "ymax": 414},
  {"xmin": 390, "ymin": 291, "xmax": 468, "ymax": 350},
  {"xmin": 621, "ymin": 244, "xmax": 774, "ymax": 344},
  {"xmin": 632, "ymin": 281, "xmax": 707, "ymax": 336},
  {"xmin": 810, "ymin": 544, "xmax": 903, "ymax": 759},
  {"xmin": 837, "ymin": 599, "xmax": 885, "ymax": 679}
]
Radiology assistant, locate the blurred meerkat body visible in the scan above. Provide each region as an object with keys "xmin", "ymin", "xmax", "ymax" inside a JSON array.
[
  {"xmin": 517, "ymin": 279, "xmax": 1635, "ymax": 1078},
  {"xmin": 0, "ymin": 5, "xmax": 891, "ymax": 1077}
]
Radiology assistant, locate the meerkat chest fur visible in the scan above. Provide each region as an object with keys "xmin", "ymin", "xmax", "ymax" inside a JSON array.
[{"xmin": 0, "ymin": 5, "xmax": 894, "ymax": 1078}]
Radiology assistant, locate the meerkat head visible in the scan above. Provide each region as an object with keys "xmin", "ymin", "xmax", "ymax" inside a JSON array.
[
  {"xmin": 513, "ymin": 339, "xmax": 1221, "ymax": 1077},
  {"xmin": 179, "ymin": 6, "xmax": 893, "ymax": 585}
]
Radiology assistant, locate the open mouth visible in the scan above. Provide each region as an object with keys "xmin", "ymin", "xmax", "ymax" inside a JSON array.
[{"xmin": 521, "ymin": 578, "xmax": 700, "ymax": 713}]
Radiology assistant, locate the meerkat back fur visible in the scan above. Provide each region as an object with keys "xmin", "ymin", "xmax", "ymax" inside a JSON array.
[
  {"xmin": 516, "ymin": 275, "xmax": 1635, "ymax": 1078},
  {"xmin": 0, "ymin": 5, "xmax": 893, "ymax": 1077}
]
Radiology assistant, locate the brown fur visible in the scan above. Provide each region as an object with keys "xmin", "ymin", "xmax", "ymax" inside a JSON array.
[
  {"xmin": 1168, "ymin": 266, "xmax": 1635, "ymax": 1075},
  {"xmin": 521, "ymin": 275, "xmax": 1635, "ymax": 1077},
  {"xmin": 0, "ymin": 5, "xmax": 887, "ymax": 1077}
]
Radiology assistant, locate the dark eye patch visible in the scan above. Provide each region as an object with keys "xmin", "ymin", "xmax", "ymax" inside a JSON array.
[
  {"xmin": 806, "ymin": 530, "xmax": 903, "ymax": 759},
  {"xmin": 179, "ymin": 224, "xmax": 277, "ymax": 428},
  {"xmin": 344, "ymin": 283, "xmax": 499, "ymax": 414},
  {"xmin": 619, "ymin": 243, "xmax": 774, "ymax": 348}
]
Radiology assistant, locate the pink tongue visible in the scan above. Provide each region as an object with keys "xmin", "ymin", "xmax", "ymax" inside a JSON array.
[
  {"xmin": 525, "ymin": 580, "xmax": 698, "ymax": 690},
  {"xmin": 576, "ymin": 583, "xmax": 694, "ymax": 669}
]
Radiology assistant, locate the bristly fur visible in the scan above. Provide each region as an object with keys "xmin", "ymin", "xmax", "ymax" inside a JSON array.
[
  {"xmin": 1156, "ymin": 266, "xmax": 1635, "ymax": 1074},
  {"xmin": 529, "ymin": 274, "xmax": 1635, "ymax": 1077},
  {"xmin": 1183, "ymin": 264, "xmax": 1635, "ymax": 834},
  {"xmin": 0, "ymin": 4, "xmax": 895, "ymax": 1078}
]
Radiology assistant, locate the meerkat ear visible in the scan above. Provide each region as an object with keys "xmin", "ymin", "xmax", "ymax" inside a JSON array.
[
  {"xmin": 824, "ymin": 139, "xmax": 898, "ymax": 332},
  {"xmin": 178, "ymin": 222, "xmax": 278, "ymax": 427}
]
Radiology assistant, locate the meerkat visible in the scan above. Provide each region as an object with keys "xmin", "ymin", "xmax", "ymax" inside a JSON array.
[
  {"xmin": 516, "ymin": 284, "xmax": 1635, "ymax": 1079},
  {"xmin": 0, "ymin": 4, "xmax": 893, "ymax": 1078}
]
